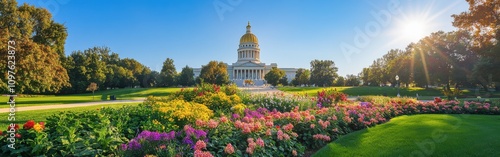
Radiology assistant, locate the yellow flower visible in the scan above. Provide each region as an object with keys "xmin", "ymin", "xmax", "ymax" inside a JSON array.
[{"xmin": 33, "ymin": 123, "xmax": 43, "ymax": 132}]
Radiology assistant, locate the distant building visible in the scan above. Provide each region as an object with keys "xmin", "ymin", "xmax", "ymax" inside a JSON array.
[{"xmin": 194, "ymin": 22, "xmax": 297, "ymax": 86}]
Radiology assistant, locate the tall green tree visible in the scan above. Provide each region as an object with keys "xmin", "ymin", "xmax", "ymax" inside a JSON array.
[
  {"xmin": 453, "ymin": 0, "xmax": 500, "ymax": 85},
  {"xmin": 64, "ymin": 47, "xmax": 107, "ymax": 93},
  {"xmin": 160, "ymin": 58, "xmax": 177, "ymax": 87},
  {"xmin": 292, "ymin": 68, "xmax": 310, "ymax": 86},
  {"xmin": 334, "ymin": 76, "xmax": 345, "ymax": 86},
  {"xmin": 199, "ymin": 61, "xmax": 229, "ymax": 85},
  {"xmin": 0, "ymin": 1, "xmax": 70, "ymax": 93},
  {"xmin": 178, "ymin": 65, "xmax": 195, "ymax": 86},
  {"xmin": 265, "ymin": 67, "xmax": 285, "ymax": 86},
  {"xmin": 310, "ymin": 60, "xmax": 339, "ymax": 87}
]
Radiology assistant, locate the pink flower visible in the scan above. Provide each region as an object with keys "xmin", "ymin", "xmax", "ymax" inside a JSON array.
[
  {"xmin": 256, "ymin": 137, "xmax": 265, "ymax": 147},
  {"xmin": 310, "ymin": 124, "xmax": 316, "ymax": 129},
  {"xmin": 196, "ymin": 120, "xmax": 206, "ymax": 127},
  {"xmin": 266, "ymin": 129, "xmax": 272, "ymax": 136},
  {"xmin": 194, "ymin": 140, "xmax": 207, "ymax": 150},
  {"xmin": 224, "ymin": 143, "xmax": 235, "ymax": 154},
  {"xmin": 194, "ymin": 150, "xmax": 214, "ymax": 157},
  {"xmin": 265, "ymin": 121, "xmax": 274, "ymax": 127},
  {"xmin": 292, "ymin": 150, "xmax": 298, "ymax": 156},
  {"xmin": 220, "ymin": 116, "xmax": 229, "ymax": 123},
  {"xmin": 277, "ymin": 130, "xmax": 284, "ymax": 140},
  {"xmin": 283, "ymin": 123, "xmax": 294, "ymax": 131},
  {"xmin": 246, "ymin": 146, "xmax": 254, "ymax": 155},
  {"xmin": 207, "ymin": 119, "xmax": 219, "ymax": 129}
]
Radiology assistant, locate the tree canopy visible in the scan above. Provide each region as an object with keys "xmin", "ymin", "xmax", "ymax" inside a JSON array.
[
  {"xmin": 265, "ymin": 67, "xmax": 285, "ymax": 86},
  {"xmin": 199, "ymin": 61, "xmax": 229, "ymax": 85},
  {"xmin": 310, "ymin": 60, "xmax": 339, "ymax": 87}
]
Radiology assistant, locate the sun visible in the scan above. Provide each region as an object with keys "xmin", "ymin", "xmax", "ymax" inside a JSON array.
[{"xmin": 399, "ymin": 18, "xmax": 429, "ymax": 42}]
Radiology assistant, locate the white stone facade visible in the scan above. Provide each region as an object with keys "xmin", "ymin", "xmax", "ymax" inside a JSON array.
[{"xmin": 194, "ymin": 22, "xmax": 297, "ymax": 86}]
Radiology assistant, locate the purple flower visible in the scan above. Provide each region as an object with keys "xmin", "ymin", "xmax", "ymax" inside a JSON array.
[
  {"xmin": 194, "ymin": 130, "xmax": 207, "ymax": 139},
  {"xmin": 137, "ymin": 130, "xmax": 151, "ymax": 140},
  {"xmin": 128, "ymin": 139, "xmax": 141, "ymax": 150},
  {"xmin": 160, "ymin": 131, "xmax": 176, "ymax": 140},
  {"xmin": 120, "ymin": 144, "xmax": 128, "ymax": 150},
  {"xmin": 184, "ymin": 125, "xmax": 195, "ymax": 136},
  {"xmin": 183, "ymin": 136, "xmax": 194, "ymax": 146},
  {"xmin": 232, "ymin": 113, "xmax": 240, "ymax": 120},
  {"xmin": 317, "ymin": 103, "xmax": 323, "ymax": 108},
  {"xmin": 150, "ymin": 131, "xmax": 161, "ymax": 141},
  {"xmin": 360, "ymin": 102, "xmax": 372, "ymax": 108}
]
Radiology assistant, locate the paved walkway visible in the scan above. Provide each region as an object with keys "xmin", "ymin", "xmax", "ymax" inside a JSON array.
[{"xmin": 0, "ymin": 99, "xmax": 144, "ymax": 113}]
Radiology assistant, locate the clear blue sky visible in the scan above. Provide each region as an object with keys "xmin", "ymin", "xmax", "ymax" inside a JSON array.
[{"xmin": 18, "ymin": 0, "xmax": 468, "ymax": 76}]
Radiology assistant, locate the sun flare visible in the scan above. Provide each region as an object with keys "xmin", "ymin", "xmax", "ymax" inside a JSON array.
[{"xmin": 400, "ymin": 19, "xmax": 429, "ymax": 41}]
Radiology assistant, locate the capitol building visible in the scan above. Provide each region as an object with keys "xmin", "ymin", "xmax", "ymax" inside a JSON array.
[{"xmin": 194, "ymin": 22, "xmax": 297, "ymax": 86}]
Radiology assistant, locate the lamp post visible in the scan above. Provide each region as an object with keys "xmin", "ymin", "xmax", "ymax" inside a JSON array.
[{"xmin": 395, "ymin": 75, "xmax": 400, "ymax": 97}]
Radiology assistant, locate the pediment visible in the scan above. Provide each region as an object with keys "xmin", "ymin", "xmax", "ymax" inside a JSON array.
[{"xmin": 235, "ymin": 61, "xmax": 264, "ymax": 67}]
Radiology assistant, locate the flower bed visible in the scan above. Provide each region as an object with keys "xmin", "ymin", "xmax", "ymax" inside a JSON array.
[{"xmin": 1, "ymin": 85, "xmax": 499, "ymax": 156}]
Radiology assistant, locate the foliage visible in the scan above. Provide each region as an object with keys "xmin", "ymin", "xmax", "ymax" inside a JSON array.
[
  {"xmin": 86, "ymin": 82, "xmax": 98, "ymax": 99},
  {"xmin": 316, "ymin": 89, "xmax": 349, "ymax": 108},
  {"xmin": 264, "ymin": 67, "xmax": 285, "ymax": 86},
  {"xmin": 442, "ymin": 84, "xmax": 462, "ymax": 100},
  {"xmin": 178, "ymin": 65, "xmax": 195, "ymax": 86},
  {"xmin": 292, "ymin": 68, "xmax": 310, "ymax": 86},
  {"xmin": 160, "ymin": 58, "xmax": 177, "ymax": 87},
  {"xmin": 310, "ymin": 60, "xmax": 339, "ymax": 87},
  {"xmin": 199, "ymin": 61, "xmax": 230, "ymax": 85},
  {"xmin": 0, "ymin": 1, "xmax": 71, "ymax": 94}
]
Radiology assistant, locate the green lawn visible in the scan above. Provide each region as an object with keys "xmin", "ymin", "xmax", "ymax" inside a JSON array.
[
  {"xmin": 0, "ymin": 87, "xmax": 184, "ymax": 108},
  {"xmin": 0, "ymin": 102, "xmax": 140, "ymax": 129},
  {"xmin": 313, "ymin": 114, "xmax": 500, "ymax": 157},
  {"xmin": 278, "ymin": 86, "xmax": 469, "ymax": 98}
]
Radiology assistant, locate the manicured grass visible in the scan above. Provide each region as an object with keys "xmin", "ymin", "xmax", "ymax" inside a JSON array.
[
  {"xmin": 278, "ymin": 86, "xmax": 469, "ymax": 98},
  {"xmin": 0, "ymin": 87, "xmax": 184, "ymax": 108},
  {"xmin": 0, "ymin": 102, "xmax": 140, "ymax": 129},
  {"xmin": 313, "ymin": 114, "xmax": 500, "ymax": 157}
]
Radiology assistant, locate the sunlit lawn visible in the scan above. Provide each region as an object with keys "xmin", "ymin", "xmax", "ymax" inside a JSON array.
[
  {"xmin": 0, "ymin": 103, "xmax": 140, "ymax": 129},
  {"xmin": 0, "ymin": 87, "xmax": 185, "ymax": 108},
  {"xmin": 278, "ymin": 86, "xmax": 453, "ymax": 97},
  {"xmin": 313, "ymin": 114, "xmax": 500, "ymax": 157}
]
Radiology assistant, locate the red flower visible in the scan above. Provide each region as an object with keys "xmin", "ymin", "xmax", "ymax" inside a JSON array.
[
  {"xmin": 8, "ymin": 124, "xmax": 19, "ymax": 131},
  {"xmin": 24, "ymin": 120, "xmax": 35, "ymax": 130},
  {"xmin": 15, "ymin": 133, "xmax": 21, "ymax": 138}
]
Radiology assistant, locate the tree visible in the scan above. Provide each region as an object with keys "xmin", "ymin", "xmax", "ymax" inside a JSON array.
[
  {"xmin": 264, "ymin": 67, "xmax": 285, "ymax": 86},
  {"xmin": 0, "ymin": 1, "xmax": 70, "ymax": 94},
  {"xmin": 310, "ymin": 60, "xmax": 339, "ymax": 87},
  {"xmin": 292, "ymin": 68, "xmax": 310, "ymax": 86},
  {"xmin": 279, "ymin": 75, "xmax": 289, "ymax": 86},
  {"xmin": 160, "ymin": 58, "xmax": 177, "ymax": 87},
  {"xmin": 453, "ymin": 0, "xmax": 500, "ymax": 84},
  {"xmin": 64, "ymin": 47, "xmax": 108, "ymax": 93},
  {"xmin": 345, "ymin": 74, "xmax": 361, "ymax": 86},
  {"xmin": 86, "ymin": 82, "xmax": 98, "ymax": 100},
  {"xmin": 334, "ymin": 76, "xmax": 345, "ymax": 86},
  {"xmin": 199, "ymin": 61, "xmax": 229, "ymax": 85},
  {"xmin": 178, "ymin": 65, "xmax": 195, "ymax": 86}
]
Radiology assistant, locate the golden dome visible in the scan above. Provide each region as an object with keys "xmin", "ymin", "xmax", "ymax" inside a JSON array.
[{"xmin": 239, "ymin": 22, "xmax": 258, "ymax": 44}]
